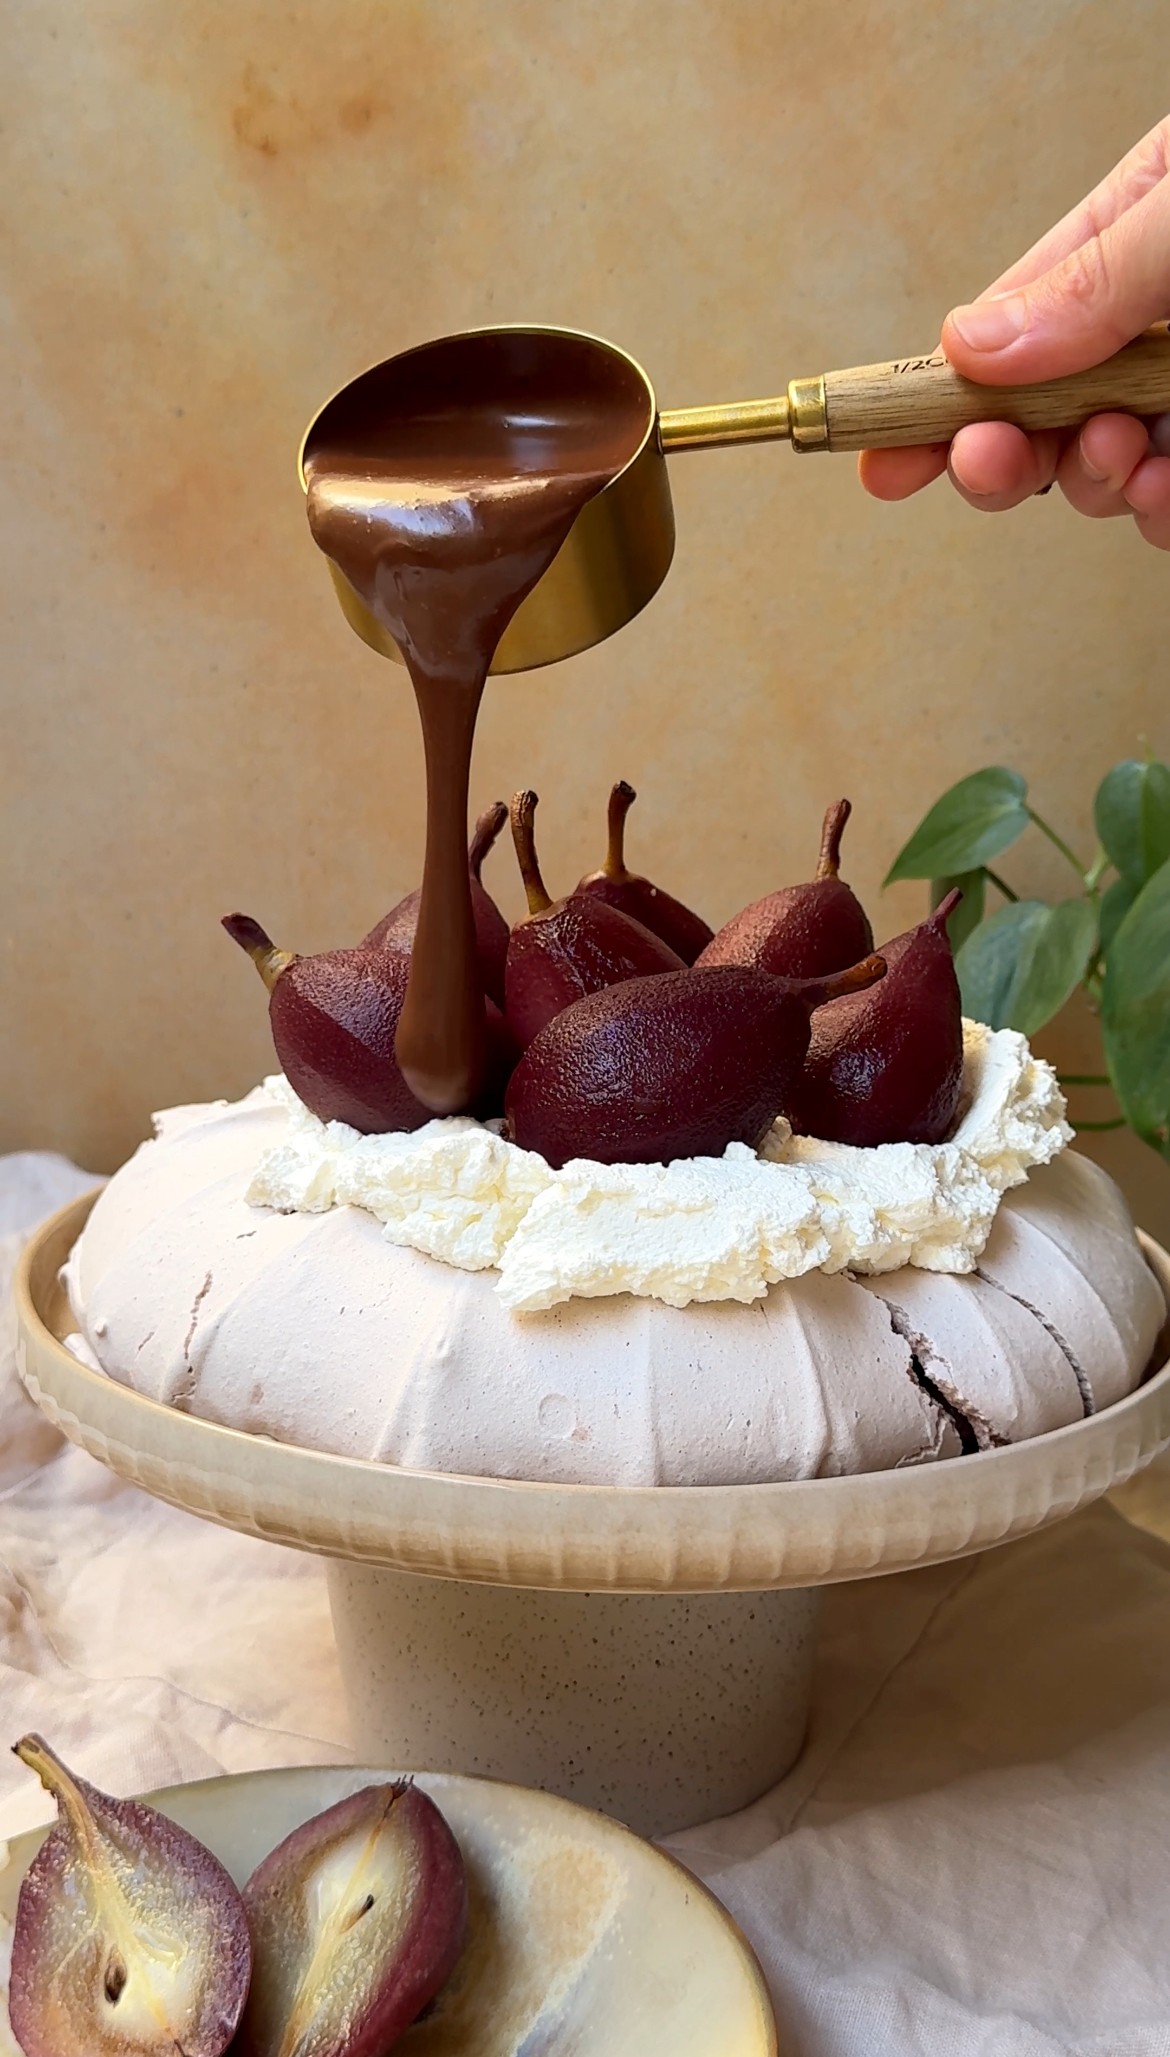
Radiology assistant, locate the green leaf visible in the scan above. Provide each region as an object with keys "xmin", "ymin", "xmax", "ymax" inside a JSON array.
[
  {"xmin": 956, "ymin": 897, "xmax": 1096, "ymax": 1036},
  {"xmin": 1093, "ymin": 758, "xmax": 1170, "ymax": 886},
  {"xmin": 931, "ymin": 871, "xmax": 985, "ymax": 952},
  {"xmin": 885, "ymin": 768, "xmax": 1030, "ymax": 885},
  {"xmin": 1024, "ymin": 899, "xmax": 1098, "ymax": 1031},
  {"xmin": 956, "ymin": 902, "xmax": 1046, "ymax": 1029},
  {"xmin": 1097, "ymin": 875, "xmax": 1138, "ymax": 959},
  {"xmin": 1102, "ymin": 857, "xmax": 1170, "ymax": 1158}
]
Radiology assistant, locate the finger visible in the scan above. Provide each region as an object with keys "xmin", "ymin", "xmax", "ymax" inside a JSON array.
[
  {"xmin": 1134, "ymin": 512, "xmax": 1170, "ymax": 549},
  {"xmin": 857, "ymin": 445, "xmax": 950, "ymax": 500},
  {"xmin": 1129, "ymin": 470, "xmax": 1170, "ymax": 547},
  {"xmin": 984, "ymin": 118, "xmax": 1170, "ymax": 296},
  {"xmin": 1124, "ymin": 453, "xmax": 1170, "ymax": 549},
  {"xmin": 1123, "ymin": 449, "xmax": 1170, "ymax": 524},
  {"xmin": 1056, "ymin": 412, "xmax": 1150, "ymax": 516},
  {"xmin": 947, "ymin": 422, "xmax": 1061, "ymax": 509},
  {"xmin": 941, "ymin": 167, "xmax": 1170, "ymax": 384}
]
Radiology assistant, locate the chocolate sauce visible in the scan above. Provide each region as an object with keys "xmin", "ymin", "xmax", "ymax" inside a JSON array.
[{"xmin": 303, "ymin": 332, "xmax": 649, "ymax": 1112}]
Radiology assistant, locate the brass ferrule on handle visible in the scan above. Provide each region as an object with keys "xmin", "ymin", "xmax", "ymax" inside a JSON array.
[
  {"xmin": 660, "ymin": 378, "xmax": 828, "ymax": 452},
  {"xmin": 659, "ymin": 394, "xmax": 791, "ymax": 451},
  {"xmin": 659, "ymin": 325, "xmax": 1170, "ymax": 456}
]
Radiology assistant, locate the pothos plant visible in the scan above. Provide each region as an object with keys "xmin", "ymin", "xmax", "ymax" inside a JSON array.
[{"xmin": 885, "ymin": 755, "xmax": 1170, "ymax": 1162}]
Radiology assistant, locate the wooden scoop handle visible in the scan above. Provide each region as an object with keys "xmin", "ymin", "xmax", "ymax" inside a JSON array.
[{"xmin": 817, "ymin": 325, "xmax": 1170, "ymax": 452}]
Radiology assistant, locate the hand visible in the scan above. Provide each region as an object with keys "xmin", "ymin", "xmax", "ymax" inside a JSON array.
[{"xmin": 860, "ymin": 117, "xmax": 1170, "ymax": 549}]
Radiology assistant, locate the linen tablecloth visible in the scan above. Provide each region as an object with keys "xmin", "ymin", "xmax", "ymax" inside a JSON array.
[{"xmin": 3, "ymin": 1154, "xmax": 1169, "ymax": 2056}]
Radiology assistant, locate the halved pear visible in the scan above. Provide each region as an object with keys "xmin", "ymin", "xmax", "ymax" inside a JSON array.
[
  {"xmin": 235, "ymin": 1779, "xmax": 468, "ymax": 2057},
  {"xmin": 8, "ymin": 1734, "xmax": 251, "ymax": 2057}
]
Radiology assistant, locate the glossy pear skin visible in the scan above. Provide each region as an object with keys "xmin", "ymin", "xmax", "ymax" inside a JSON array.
[
  {"xmin": 789, "ymin": 891, "xmax": 964, "ymax": 1147},
  {"xmin": 9, "ymin": 1734, "xmax": 251, "ymax": 2057},
  {"xmin": 234, "ymin": 1781, "xmax": 468, "ymax": 2057},
  {"xmin": 576, "ymin": 781, "xmax": 713, "ymax": 963},
  {"xmin": 699, "ymin": 800, "xmax": 874, "ymax": 979},
  {"xmin": 505, "ymin": 957, "xmax": 885, "ymax": 1169},
  {"xmin": 505, "ymin": 791, "xmax": 684, "ymax": 1048},
  {"xmin": 506, "ymin": 897, "xmax": 685, "ymax": 1048},
  {"xmin": 223, "ymin": 917, "xmax": 516, "ymax": 1130},
  {"xmin": 364, "ymin": 801, "xmax": 510, "ymax": 1008}
]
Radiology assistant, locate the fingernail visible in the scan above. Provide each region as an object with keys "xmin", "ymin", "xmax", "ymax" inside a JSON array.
[
  {"xmin": 947, "ymin": 448, "xmax": 991, "ymax": 499},
  {"xmin": 1079, "ymin": 437, "xmax": 1110, "ymax": 484},
  {"xmin": 948, "ymin": 293, "xmax": 1028, "ymax": 352}
]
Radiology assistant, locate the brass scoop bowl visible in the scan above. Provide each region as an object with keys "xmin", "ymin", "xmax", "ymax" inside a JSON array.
[{"xmin": 299, "ymin": 322, "xmax": 1170, "ymax": 674}]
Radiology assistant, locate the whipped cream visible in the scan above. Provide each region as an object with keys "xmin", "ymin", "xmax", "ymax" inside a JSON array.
[{"xmin": 246, "ymin": 1022, "xmax": 1071, "ymax": 1313}]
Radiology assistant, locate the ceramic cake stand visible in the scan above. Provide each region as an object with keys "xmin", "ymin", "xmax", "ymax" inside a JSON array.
[{"xmin": 16, "ymin": 1195, "xmax": 1170, "ymax": 1837}]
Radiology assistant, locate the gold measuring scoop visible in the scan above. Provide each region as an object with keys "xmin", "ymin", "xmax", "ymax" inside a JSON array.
[{"xmin": 300, "ymin": 323, "xmax": 1170, "ymax": 674}]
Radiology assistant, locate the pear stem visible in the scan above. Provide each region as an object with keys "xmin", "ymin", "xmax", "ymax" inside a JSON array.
[
  {"xmin": 469, "ymin": 800, "xmax": 507, "ymax": 882},
  {"xmin": 816, "ymin": 799, "xmax": 852, "ymax": 880},
  {"xmin": 222, "ymin": 912, "xmax": 296, "ymax": 992},
  {"xmin": 510, "ymin": 791, "xmax": 552, "ymax": 916},
  {"xmin": 929, "ymin": 887, "xmax": 964, "ymax": 933},
  {"xmin": 800, "ymin": 952, "xmax": 887, "ymax": 1010},
  {"xmin": 605, "ymin": 781, "xmax": 636, "ymax": 881},
  {"xmin": 14, "ymin": 1735, "xmax": 102, "ymax": 1858}
]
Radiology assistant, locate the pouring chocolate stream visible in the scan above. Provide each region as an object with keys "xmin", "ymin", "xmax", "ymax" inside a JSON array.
[{"xmin": 302, "ymin": 333, "xmax": 649, "ymax": 1111}]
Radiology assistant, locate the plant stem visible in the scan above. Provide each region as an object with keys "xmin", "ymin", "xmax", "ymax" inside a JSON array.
[
  {"xmin": 1059, "ymin": 1073, "xmax": 1112, "ymax": 1087},
  {"xmin": 983, "ymin": 867, "xmax": 1019, "ymax": 902},
  {"xmin": 1074, "ymin": 1117, "xmax": 1127, "ymax": 1131},
  {"xmin": 1026, "ymin": 806, "xmax": 1090, "ymax": 885},
  {"xmin": 1084, "ymin": 846, "xmax": 1110, "ymax": 893}
]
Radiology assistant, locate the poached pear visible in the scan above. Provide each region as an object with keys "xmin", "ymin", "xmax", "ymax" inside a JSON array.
[
  {"xmin": 504, "ymin": 790, "xmax": 684, "ymax": 1048},
  {"xmin": 699, "ymin": 799, "xmax": 874, "ymax": 979},
  {"xmin": 8, "ymin": 1734, "xmax": 251, "ymax": 2057},
  {"xmin": 575, "ymin": 780, "xmax": 713, "ymax": 963},
  {"xmin": 789, "ymin": 889, "xmax": 964, "ymax": 1147},
  {"xmin": 223, "ymin": 916, "xmax": 516, "ymax": 1130},
  {"xmin": 235, "ymin": 1779, "xmax": 468, "ymax": 2057},
  {"xmin": 505, "ymin": 955, "xmax": 886, "ymax": 1168},
  {"xmin": 364, "ymin": 800, "xmax": 511, "ymax": 1008}
]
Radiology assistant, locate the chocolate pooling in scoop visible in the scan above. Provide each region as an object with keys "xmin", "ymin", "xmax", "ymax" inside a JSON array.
[{"xmin": 303, "ymin": 333, "xmax": 650, "ymax": 1113}]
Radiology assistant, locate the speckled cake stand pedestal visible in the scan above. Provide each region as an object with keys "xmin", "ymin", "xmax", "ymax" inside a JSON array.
[
  {"xmin": 325, "ymin": 1567, "xmax": 820, "ymax": 1831},
  {"xmin": 17, "ymin": 1198, "xmax": 1170, "ymax": 1838}
]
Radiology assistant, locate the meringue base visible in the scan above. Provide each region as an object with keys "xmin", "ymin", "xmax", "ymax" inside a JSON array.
[{"xmin": 62, "ymin": 1089, "xmax": 1165, "ymax": 1484}]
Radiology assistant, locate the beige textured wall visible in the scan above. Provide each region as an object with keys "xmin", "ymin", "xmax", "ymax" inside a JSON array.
[{"xmin": 4, "ymin": 0, "xmax": 1170, "ymax": 1238}]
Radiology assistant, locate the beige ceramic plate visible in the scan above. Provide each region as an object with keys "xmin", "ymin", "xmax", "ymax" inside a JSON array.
[
  {"xmin": 0, "ymin": 1763, "xmax": 776, "ymax": 2056},
  {"xmin": 16, "ymin": 1195, "xmax": 1170, "ymax": 1594}
]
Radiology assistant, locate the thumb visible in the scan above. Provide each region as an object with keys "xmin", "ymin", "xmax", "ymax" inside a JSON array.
[{"xmin": 941, "ymin": 170, "xmax": 1170, "ymax": 385}]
